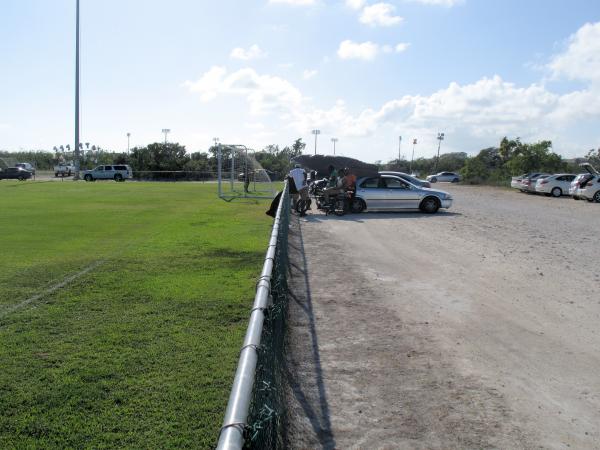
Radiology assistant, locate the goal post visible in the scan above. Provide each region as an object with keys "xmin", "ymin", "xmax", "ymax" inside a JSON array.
[{"xmin": 217, "ymin": 144, "xmax": 275, "ymax": 201}]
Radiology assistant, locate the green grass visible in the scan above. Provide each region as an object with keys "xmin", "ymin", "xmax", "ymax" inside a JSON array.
[{"xmin": 0, "ymin": 180, "xmax": 273, "ymax": 449}]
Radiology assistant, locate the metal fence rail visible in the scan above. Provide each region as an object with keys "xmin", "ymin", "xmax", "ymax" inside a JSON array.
[{"xmin": 217, "ymin": 181, "xmax": 289, "ymax": 450}]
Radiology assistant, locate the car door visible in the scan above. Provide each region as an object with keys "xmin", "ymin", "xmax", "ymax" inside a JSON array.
[
  {"xmin": 356, "ymin": 177, "xmax": 387, "ymax": 210},
  {"xmin": 93, "ymin": 166, "xmax": 105, "ymax": 178},
  {"xmin": 381, "ymin": 176, "xmax": 419, "ymax": 209},
  {"xmin": 560, "ymin": 175, "xmax": 575, "ymax": 192},
  {"xmin": 103, "ymin": 165, "xmax": 115, "ymax": 179}
]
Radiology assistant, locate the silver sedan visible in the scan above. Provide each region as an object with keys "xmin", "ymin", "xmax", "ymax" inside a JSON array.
[{"xmin": 353, "ymin": 175, "xmax": 453, "ymax": 213}]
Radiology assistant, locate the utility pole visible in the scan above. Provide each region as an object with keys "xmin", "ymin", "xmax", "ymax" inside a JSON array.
[
  {"xmin": 435, "ymin": 132, "xmax": 445, "ymax": 172},
  {"xmin": 410, "ymin": 138, "xmax": 417, "ymax": 174},
  {"xmin": 331, "ymin": 137, "xmax": 338, "ymax": 155},
  {"xmin": 74, "ymin": 0, "xmax": 81, "ymax": 180},
  {"xmin": 311, "ymin": 129, "xmax": 320, "ymax": 155},
  {"xmin": 127, "ymin": 133, "xmax": 131, "ymax": 154},
  {"xmin": 162, "ymin": 128, "xmax": 170, "ymax": 145}
]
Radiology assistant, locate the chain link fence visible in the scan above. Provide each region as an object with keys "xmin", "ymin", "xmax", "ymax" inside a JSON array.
[{"xmin": 217, "ymin": 182, "xmax": 290, "ymax": 450}]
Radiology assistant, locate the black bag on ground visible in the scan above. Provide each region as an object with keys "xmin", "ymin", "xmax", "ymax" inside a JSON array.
[{"xmin": 266, "ymin": 190, "xmax": 283, "ymax": 217}]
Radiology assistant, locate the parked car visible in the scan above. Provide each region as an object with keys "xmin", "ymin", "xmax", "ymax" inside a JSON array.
[
  {"xmin": 15, "ymin": 162, "xmax": 35, "ymax": 175},
  {"xmin": 579, "ymin": 174, "xmax": 600, "ymax": 202},
  {"xmin": 511, "ymin": 172, "xmax": 544, "ymax": 191},
  {"xmin": 426, "ymin": 172, "xmax": 460, "ymax": 183},
  {"xmin": 353, "ymin": 174, "xmax": 452, "ymax": 214},
  {"xmin": 569, "ymin": 173, "xmax": 591, "ymax": 200},
  {"xmin": 570, "ymin": 163, "xmax": 598, "ymax": 200},
  {"xmin": 82, "ymin": 165, "xmax": 132, "ymax": 182},
  {"xmin": 521, "ymin": 173, "xmax": 550, "ymax": 193},
  {"xmin": 54, "ymin": 163, "xmax": 75, "ymax": 177},
  {"xmin": 378, "ymin": 171, "xmax": 431, "ymax": 188},
  {"xmin": 0, "ymin": 167, "xmax": 32, "ymax": 181},
  {"xmin": 535, "ymin": 174, "xmax": 576, "ymax": 197}
]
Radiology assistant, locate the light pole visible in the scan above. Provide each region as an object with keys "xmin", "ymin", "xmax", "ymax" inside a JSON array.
[
  {"xmin": 435, "ymin": 132, "xmax": 445, "ymax": 172},
  {"xmin": 410, "ymin": 138, "xmax": 417, "ymax": 174},
  {"xmin": 398, "ymin": 136, "xmax": 402, "ymax": 164},
  {"xmin": 311, "ymin": 129, "xmax": 320, "ymax": 155},
  {"xmin": 331, "ymin": 138, "xmax": 338, "ymax": 155},
  {"xmin": 162, "ymin": 128, "xmax": 170, "ymax": 145},
  {"xmin": 73, "ymin": 0, "xmax": 81, "ymax": 180},
  {"xmin": 127, "ymin": 133, "xmax": 131, "ymax": 154}
]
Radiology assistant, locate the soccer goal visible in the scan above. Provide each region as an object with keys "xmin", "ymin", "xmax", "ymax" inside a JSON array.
[{"xmin": 217, "ymin": 144, "xmax": 275, "ymax": 201}]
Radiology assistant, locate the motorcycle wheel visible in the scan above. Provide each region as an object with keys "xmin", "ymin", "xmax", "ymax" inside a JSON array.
[{"xmin": 334, "ymin": 198, "xmax": 347, "ymax": 216}]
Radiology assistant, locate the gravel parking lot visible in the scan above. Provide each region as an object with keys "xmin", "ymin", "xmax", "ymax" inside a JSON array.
[{"xmin": 286, "ymin": 184, "xmax": 599, "ymax": 449}]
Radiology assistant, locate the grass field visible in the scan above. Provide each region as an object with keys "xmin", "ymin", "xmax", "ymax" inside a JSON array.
[{"xmin": 0, "ymin": 180, "xmax": 273, "ymax": 448}]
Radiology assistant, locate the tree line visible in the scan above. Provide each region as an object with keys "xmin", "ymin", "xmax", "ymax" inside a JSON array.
[
  {"xmin": 382, "ymin": 137, "xmax": 598, "ymax": 185},
  {"xmin": 2, "ymin": 137, "xmax": 597, "ymax": 184}
]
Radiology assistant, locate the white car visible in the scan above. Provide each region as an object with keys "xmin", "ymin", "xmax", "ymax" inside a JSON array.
[
  {"xmin": 570, "ymin": 163, "xmax": 598, "ymax": 201},
  {"xmin": 82, "ymin": 165, "xmax": 132, "ymax": 182},
  {"xmin": 579, "ymin": 174, "xmax": 600, "ymax": 202},
  {"xmin": 426, "ymin": 172, "xmax": 460, "ymax": 183},
  {"xmin": 535, "ymin": 174, "xmax": 576, "ymax": 197}
]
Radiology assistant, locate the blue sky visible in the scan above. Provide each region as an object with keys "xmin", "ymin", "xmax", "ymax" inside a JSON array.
[{"xmin": 1, "ymin": 0, "xmax": 600, "ymax": 161}]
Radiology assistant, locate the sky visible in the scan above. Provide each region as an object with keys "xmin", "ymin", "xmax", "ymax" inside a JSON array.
[{"xmin": 1, "ymin": 0, "xmax": 600, "ymax": 162}]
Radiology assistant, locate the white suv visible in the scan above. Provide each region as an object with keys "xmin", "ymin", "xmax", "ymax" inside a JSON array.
[
  {"xmin": 83, "ymin": 165, "xmax": 132, "ymax": 182},
  {"xmin": 535, "ymin": 174, "xmax": 576, "ymax": 197}
]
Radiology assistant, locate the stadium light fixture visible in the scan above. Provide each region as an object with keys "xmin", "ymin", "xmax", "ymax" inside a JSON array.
[
  {"xmin": 311, "ymin": 129, "xmax": 321, "ymax": 155},
  {"xmin": 162, "ymin": 129, "xmax": 171, "ymax": 145}
]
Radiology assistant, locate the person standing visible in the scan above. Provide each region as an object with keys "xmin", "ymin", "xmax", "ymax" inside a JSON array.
[{"xmin": 289, "ymin": 164, "xmax": 309, "ymax": 216}]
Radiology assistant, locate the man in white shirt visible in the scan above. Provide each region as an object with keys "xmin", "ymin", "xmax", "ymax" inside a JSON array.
[{"xmin": 289, "ymin": 164, "xmax": 309, "ymax": 216}]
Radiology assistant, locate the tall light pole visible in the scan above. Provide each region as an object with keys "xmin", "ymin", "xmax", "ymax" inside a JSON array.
[
  {"xmin": 331, "ymin": 138, "xmax": 338, "ymax": 155},
  {"xmin": 73, "ymin": 0, "xmax": 81, "ymax": 180},
  {"xmin": 398, "ymin": 136, "xmax": 402, "ymax": 163},
  {"xmin": 435, "ymin": 132, "xmax": 445, "ymax": 172},
  {"xmin": 311, "ymin": 129, "xmax": 320, "ymax": 155},
  {"xmin": 162, "ymin": 128, "xmax": 170, "ymax": 145},
  {"xmin": 127, "ymin": 132, "xmax": 131, "ymax": 154},
  {"xmin": 410, "ymin": 138, "xmax": 417, "ymax": 174}
]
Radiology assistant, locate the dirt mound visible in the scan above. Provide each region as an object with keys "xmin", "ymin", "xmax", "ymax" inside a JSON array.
[{"xmin": 292, "ymin": 155, "xmax": 379, "ymax": 178}]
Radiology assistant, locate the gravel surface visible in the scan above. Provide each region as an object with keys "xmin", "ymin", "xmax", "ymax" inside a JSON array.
[{"xmin": 285, "ymin": 185, "xmax": 600, "ymax": 449}]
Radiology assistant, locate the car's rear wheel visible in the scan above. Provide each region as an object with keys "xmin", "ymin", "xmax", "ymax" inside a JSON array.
[
  {"xmin": 419, "ymin": 196, "xmax": 440, "ymax": 214},
  {"xmin": 593, "ymin": 191, "xmax": 600, "ymax": 203},
  {"xmin": 84, "ymin": 174, "xmax": 93, "ymax": 182},
  {"xmin": 18, "ymin": 176, "xmax": 25, "ymax": 181},
  {"xmin": 451, "ymin": 178, "xmax": 459, "ymax": 183},
  {"xmin": 430, "ymin": 177, "xmax": 437, "ymax": 183},
  {"xmin": 350, "ymin": 198, "xmax": 365, "ymax": 214},
  {"xmin": 551, "ymin": 187, "xmax": 562, "ymax": 197},
  {"xmin": 114, "ymin": 174, "xmax": 123, "ymax": 182}
]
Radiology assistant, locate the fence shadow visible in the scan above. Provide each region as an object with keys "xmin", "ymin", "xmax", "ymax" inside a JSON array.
[{"xmin": 285, "ymin": 216, "xmax": 336, "ymax": 450}]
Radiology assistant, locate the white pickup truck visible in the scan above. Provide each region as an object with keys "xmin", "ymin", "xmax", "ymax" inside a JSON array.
[{"xmin": 54, "ymin": 164, "xmax": 75, "ymax": 177}]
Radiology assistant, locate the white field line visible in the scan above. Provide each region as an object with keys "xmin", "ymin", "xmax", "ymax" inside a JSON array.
[{"xmin": 0, "ymin": 260, "xmax": 104, "ymax": 319}]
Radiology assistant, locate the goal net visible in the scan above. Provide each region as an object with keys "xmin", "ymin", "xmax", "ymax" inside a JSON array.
[{"xmin": 217, "ymin": 145, "xmax": 275, "ymax": 200}]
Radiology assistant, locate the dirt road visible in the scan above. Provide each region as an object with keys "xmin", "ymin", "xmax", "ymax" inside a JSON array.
[{"xmin": 285, "ymin": 185, "xmax": 600, "ymax": 449}]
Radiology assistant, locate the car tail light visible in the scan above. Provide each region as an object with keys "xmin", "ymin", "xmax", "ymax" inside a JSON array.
[{"xmin": 539, "ymin": 179, "xmax": 548, "ymax": 184}]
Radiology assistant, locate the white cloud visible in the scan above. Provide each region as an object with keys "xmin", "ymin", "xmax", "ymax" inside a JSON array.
[
  {"xmin": 230, "ymin": 44, "xmax": 267, "ymax": 61},
  {"xmin": 548, "ymin": 22, "xmax": 600, "ymax": 83},
  {"xmin": 345, "ymin": 0, "xmax": 366, "ymax": 9},
  {"xmin": 408, "ymin": 0, "xmax": 465, "ymax": 6},
  {"xmin": 337, "ymin": 40, "xmax": 380, "ymax": 60},
  {"xmin": 185, "ymin": 22, "xmax": 600, "ymax": 156},
  {"xmin": 338, "ymin": 40, "xmax": 407, "ymax": 60},
  {"xmin": 268, "ymin": 0, "xmax": 316, "ymax": 4},
  {"xmin": 395, "ymin": 42, "xmax": 410, "ymax": 53},
  {"xmin": 303, "ymin": 69, "xmax": 318, "ymax": 80},
  {"xmin": 360, "ymin": 3, "xmax": 403, "ymax": 27},
  {"xmin": 184, "ymin": 66, "xmax": 303, "ymax": 115}
]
